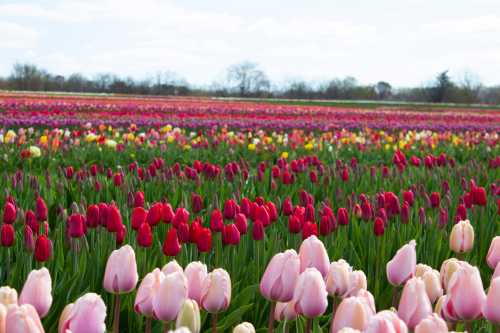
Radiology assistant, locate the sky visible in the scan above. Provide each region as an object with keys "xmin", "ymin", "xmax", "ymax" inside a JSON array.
[{"xmin": 1, "ymin": 0, "xmax": 500, "ymax": 87}]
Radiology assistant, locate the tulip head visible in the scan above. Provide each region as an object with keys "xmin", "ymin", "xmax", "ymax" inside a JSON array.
[
  {"xmin": 386, "ymin": 240, "xmax": 416, "ymax": 286},
  {"xmin": 449, "ymin": 219, "xmax": 474, "ymax": 254},
  {"xmin": 176, "ymin": 299, "xmax": 201, "ymax": 333},
  {"xmin": 103, "ymin": 245, "xmax": 139, "ymax": 294}
]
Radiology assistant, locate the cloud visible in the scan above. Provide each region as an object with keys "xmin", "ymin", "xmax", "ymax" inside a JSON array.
[
  {"xmin": 422, "ymin": 15, "xmax": 500, "ymax": 34},
  {"xmin": 0, "ymin": 22, "xmax": 39, "ymax": 48}
]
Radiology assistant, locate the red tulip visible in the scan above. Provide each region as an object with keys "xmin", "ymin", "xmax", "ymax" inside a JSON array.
[
  {"xmin": 302, "ymin": 221, "xmax": 318, "ymax": 240},
  {"xmin": 36, "ymin": 197, "xmax": 48, "ymax": 222},
  {"xmin": 113, "ymin": 173, "xmax": 123, "ymax": 186},
  {"xmin": 116, "ymin": 224, "xmax": 126, "ymax": 246},
  {"xmin": 177, "ymin": 222, "xmax": 190, "ymax": 243},
  {"xmin": 223, "ymin": 199, "xmax": 237, "ymax": 220},
  {"xmin": 1, "ymin": 223, "xmax": 15, "ymax": 247},
  {"xmin": 163, "ymin": 228, "xmax": 181, "ymax": 256},
  {"xmin": 131, "ymin": 207, "xmax": 147, "ymax": 230},
  {"xmin": 222, "ymin": 224, "xmax": 240, "ymax": 245},
  {"xmin": 137, "ymin": 223, "xmax": 153, "ymax": 248},
  {"xmin": 430, "ymin": 192, "xmax": 440, "ymax": 208},
  {"xmin": 234, "ymin": 213, "xmax": 248, "ymax": 234},
  {"xmin": 472, "ymin": 186, "xmax": 487, "ymax": 206},
  {"xmin": 65, "ymin": 166, "xmax": 74, "ymax": 179},
  {"xmin": 341, "ymin": 167, "xmax": 349, "ymax": 182},
  {"xmin": 319, "ymin": 215, "xmax": 333, "ymax": 236},
  {"xmin": 282, "ymin": 198, "xmax": 293, "ymax": 216},
  {"xmin": 146, "ymin": 203, "xmax": 163, "ymax": 226},
  {"xmin": 337, "ymin": 208, "xmax": 349, "ymax": 226},
  {"xmin": 106, "ymin": 205, "xmax": 123, "ymax": 233},
  {"xmin": 252, "ymin": 220, "xmax": 264, "ymax": 240},
  {"xmin": 191, "ymin": 193, "xmax": 203, "ymax": 213},
  {"xmin": 3, "ymin": 202, "xmax": 16, "ymax": 224},
  {"xmin": 67, "ymin": 213, "xmax": 86, "ymax": 238},
  {"xmin": 162, "ymin": 203, "xmax": 174, "ymax": 224},
  {"xmin": 86, "ymin": 205, "xmax": 100, "ymax": 228},
  {"xmin": 257, "ymin": 205, "xmax": 271, "ymax": 227},
  {"xmin": 210, "ymin": 209, "xmax": 224, "ymax": 232},
  {"xmin": 97, "ymin": 203, "xmax": 109, "ymax": 226},
  {"xmin": 288, "ymin": 215, "xmax": 301, "ymax": 234},
  {"xmin": 266, "ymin": 202, "xmax": 278, "ymax": 222},
  {"xmin": 196, "ymin": 227, "xmax": 212, "ymax": 253},
  {"xmin": 374, "ymin": 217, "xmax": 385, "ymax": 236},
  {"xmin": 25, "ymin": 210, "xmax": 39, "ymax": 234},
  {"xmin": 134, "ymin": 191, "xmax": 145, "ymax": 208},
  {"xmin": 90, "ymin": 164, "xmax": 98, "ymax": 177},
  {"xmin": 403, "ymin": 190, "xmax": 414, "ymax": 206},
  {"xmin": 240, "ymin": 198, "xmax": 251, "ymax": 217},
  {"xmin": 172, "ymin": 208, "xmax": 189, "ymax": 228},
  {"xmin": 361, "ymin": 200, "xmax": 373, "ymax": 221},
  {"xmin": 24, "ymin": 225, "xmax": 35, "ymax": 251},
  {"xmin": 34, "ymin": 234, "xmax": 52, "ymax": 262}
]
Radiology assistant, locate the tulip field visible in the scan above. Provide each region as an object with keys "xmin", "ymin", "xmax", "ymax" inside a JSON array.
[{"xmin": 1, "ymin": 92, "xmax": 500, "ymax": 332}]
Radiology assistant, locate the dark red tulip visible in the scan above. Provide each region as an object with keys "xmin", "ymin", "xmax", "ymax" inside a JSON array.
[
  {"xmin": 361, "ymin": 200, "xmax": 373, "ymax": 221},
  {"xmin": 177, "ymin": 222, "xmax": 190, "ymax": 244},
  {"xmin": 305, "ymin": 204, "xmax": 315, "ymax": 223},
  {"xmin": 400, "ymin": 202, "xmax": 410, "ymax": 224},
  {"xmin": 106, "ymin": 205, "xmax": 123, "ymax": 233},
  {"xmin": 191, "ymin": 193, "xmax": 203, "ymax": 213},
  {"xmin": 337, "ymin": 208, "xmax": 349, "ymax": 226},
  {"xmin": 36, "ymin": 197, "xmax": 48, "ymax": 222},
  {"xmin": 115, "ymin": 224, "xmax": 126, "ymax": 246},
  {"xmin": 282, "ymin": 197, "xmax": 293, "ymax": 216},
  {"xmin": 163, "ymin": 228, "xmax": 181, "ymax": 256},
  {"xmin": 146, "ymin": 203, "xmax": 163, "ymax": 226},
  {"xmin": 137, "ymin": 223, "xmax": 153, "ymax": 248},
  {"xmin": 288, "ymin": 215, "xmax": 301, "ymax": 234},
  {"xmin": 309, "ymin": 170, "xmax": 318, "ymax": 183},
  {"xmin": 131, "ymin": 207, "xmax": 147, "ymax": 230},
  {"xmin": 65, "ymin": 166, "xmax": 74, "ymax": 179},
  {"xmin": 377, "ymin": 208, "xmax": 387, "ymax": 224},
  {"xmin": 222, "ymin": 224, "xmax": 240, "ymax": 245},
  {"xmin": 90, "ymin": 164, "xmax": 98, "ymax": 177},
  {"xmin": 234, "ymin": 213, "xmax": 248, "ymax": 234},
  {"xmin": 34, "ymin": 234, "xmax": 52, "ymax": 262},
  {"xmin": 472, "ymin": 187, "xmax": 487, "ymax": 206},
  {"xmin": 439, "ymin": 208, "xmax": 449, "ymax": 228},
  {"xmin": 402, "ymin": 190, "xmax": 414, "ymax": 207},
  {"xmin": 430, "ymin": 192, "xmax": 441, "ymax": 208},
  {"xmin": 302, "ymin": 221, "xmax": 318, "ymax": 240},
  {"xmin": 113, "ymin": 173, "xmax": 123, "ymax": 187},
  {"xmin": 86, "ymin": 205, "xmax": 100, "ymax": 228},
  {"xmin": 252, "ymin": 220, "xmax": 264, "ymax": 240},
  {"xmin": 67, "ymin": 213, "xmax": 85, "ymax": 238},
  {"xmin": 134, "ymin": 191, "xmax": 145, "ymax": 208},
  {"xmin": 189, "ymin": 220, "xmax": 202, "ymax": 243},
  {"xmin": 463, "ymin": 192, "xmax": 473, "ymax": 208},
  {"xmin": 266, "ymin": 202, "xmax": 278, "ymax": 222},
  {"xmin": 210, "ymin": 209, "xmax": 224, "ymax": 232},
  {"xmin": 223, "ymin": 199, "xmax": 237, "ymax": 220},
  {"xmin": 319, "ymin": 215, "xmax": 332, "ymax": 236},
  {"xmin": 98, "ymin": 203, "xmax": 109, "ymax": 226},
  {"xmin": 1, "ymin": 224, "xmax": 14, "ymax": 247},
  {"xmin": 341, "ymin": 167, "xmax": 349, "ymax": 182},
  {"xmin": 196, "ymin": 227, "xmax": 212, "ymax": 253},
  {"xmin": 162, "ymin": 203, "xmax": 174, "ymax": 224},
  {"xmin": 256, "ymin": 205, "xmax": 270, "ymax": 227},
  {"xmin": 455, "ymin": 204, "xmax": 468, "ymax": 222},
  {"xmin": 172, "ymin": 208, "xmax": 189, "ymax": 228},
  {"xmin": 25, "ymin": 210, "xmax": 38, "ymax": 234},
  {"xmin": 240, "ymin": 198, "xmax": 251, "ymax": 217},
  {"xmin": 374, "ymin": 217, "xmax": 385, "ymax": 236},
  {"xmin": 24, "ymin": 225, "xmax": 35, "ymax": 251},
  {"xmin": 3, "ymin": 202, "xmax": 16, "ymax": 224}
]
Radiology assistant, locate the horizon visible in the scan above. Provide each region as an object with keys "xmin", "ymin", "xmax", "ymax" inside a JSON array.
[{"xmin": 1, "ymin": 0, "xmax": 500, "ymax": 87}]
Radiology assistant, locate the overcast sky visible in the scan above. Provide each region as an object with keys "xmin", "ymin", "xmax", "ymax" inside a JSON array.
[{"xmin": 1, "ymin": 0, "xmax": 499, "ymax": 87}]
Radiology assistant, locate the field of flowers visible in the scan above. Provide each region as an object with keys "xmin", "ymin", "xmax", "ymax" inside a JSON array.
[{"xmin": 0, "ymin": 92, "xmax": 499, "ymax": 332}]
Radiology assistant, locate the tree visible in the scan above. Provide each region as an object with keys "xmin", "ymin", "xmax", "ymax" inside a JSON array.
[
  {"xmin": 430, "ymin": 71, "xmax": 455, "ymax": 103},
  {"xmin": 226, "ymin": 61, "xmax": 270, "ymax": 97},
  {"xmin": 375, "ymin": 81, "xmax": 392, "ymax": 99}
]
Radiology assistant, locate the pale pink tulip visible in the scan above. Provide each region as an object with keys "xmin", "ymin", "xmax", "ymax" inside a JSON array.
[
  {"xmin": 355, "ymin": 289, "xmax": 376, "ymax": 315},
  {"xmin": 6, "ymin": 304, "xmax": 45, "ymax": 333},
  {"xmin": 441, "ymin": 262, "xmax": 485, "ymax": 321},
  {"xmin": 233, "ymin": 322, "xmax": 256, "ymax": 333},
  {"xmin": 331, "ymin": 295, "xmax": 374, "ymax": 333},
  {"xmin": 299, "ymin": 235, "xmax": 330, "ymax": 277},
  {"xmin": 449, "ymin": 220, "xmax": 474, "ymax": 254},
  {"xmin": 152, "ymin": 271, "xmax": 188, "ymax": 321},
  {"xmin": 274, "ymin": 302, "xmax": 298, "ymax": 321},
  {"xmin": 494, "ymin": 262, "xmax": 500, "ymax": 279},
  {"xmin": 0, "ymin": 286, "xmax": 18, "ymax": 306},
  {"xmin": 337, "ymin": 329, "xmax": 361, "ymax": 333},
  {"xmin": 415, "ymin": 264, "xmax": 432, "ymax": 278},
  {"xmin": 200, "ymin": 268, "xmax": 231, "ymax": 313},
  {"xmin": 184, "ymin": 262, "xmax": 208, "ymax": 305},
  {"xmin": 260, "ymin": 249, "xmax": 300, "ymax": 302},
  {"xmin": 326, "ymin": 259, "xmax": 352, "ymax": 297},
  {"xmin": 19, "ymin": 267, "xmax": 53, "ymax": 318},
  {"xmin": 345, "ymin": 270, "xmax": 367, "ymax": 297},
  {"xmin": 0, "ymin": 304, "xmax": 6, "ymax": 333},
  {"xmin": 386, "ymin": 240, "xmax": 416, "ymax": 286},
  {"xmin": 397, "ymin": 277, "xmax": 433, "ymax": 329},
  {"xmin": 483, "ymin": 277, "xmax": 500, "ymax": 324},
  {"xmin": 162, "ymin": 260, "xmax": 184, "ymax": 275},
  {"xmin": 421, "ymin": 269, "xmax": 443, "ymax": 303},
  {"xmin": 58, "ymin": 293, "xmax": 106, "ymax": 333},
  {"xmin": 103, "ymin": 245, "xmax": 138, "ymax": 294},
  {"xmin": 134, "ymin": 268, "xmax": 164, "ymax": 317},
  {"xmin": 414, "ymin": 314, "xmax": 448, "ymax": 333},
  {"xmin": 292, "ymin": 268, "xmax": 328, "ymax": 318},
  {"xmin": 439, "ymin": 258, "xmax": 464, "ymax": 291},
  {"xmin": 487, "ymin": 236, "xmax": 500, "ymax": 269},
  {"xmin": 365, "ymin": 310, "xmax": 408, "ymax": 333}
]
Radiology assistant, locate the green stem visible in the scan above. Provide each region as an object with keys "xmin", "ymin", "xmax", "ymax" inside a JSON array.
[
  {"xmin": 305, "ymin": 318, "xmax": 312, "ymax": 333},
  {"xmin": 268, "ymin": 301, "xmax": 276, "ymax": 333},
  {"xmin": 112, "ymin": 294, "xmax": 121, "ymax": 333},
  {"xmin": 145, "ymin": 317, "xmax": 152, "ymax": 333},
  {"xmin": 212, "ymin": 313, "xmax": 218, "ymax": 333}
]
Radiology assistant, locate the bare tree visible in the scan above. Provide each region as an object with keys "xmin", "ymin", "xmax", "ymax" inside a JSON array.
[
  {"xmin": 226, "ymin": 61, "xmax": 270, "ymax": 97},
  {"xmin": 375, "ymin": 81, "xmax": 392, "ymax": 99}
]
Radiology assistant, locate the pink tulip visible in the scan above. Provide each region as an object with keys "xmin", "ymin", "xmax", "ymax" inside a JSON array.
[
  {"xmin": 134, "ymin": 268, "xmax": 164, "ymax": 317},
  {"xmin": 200, "ymin": 268, "xmax": 231, "ymax": 313},
  {"xmin": 414, "ymin": 314, "xmax": 448, "ymax": 333},
  {"xmin": 365, "ymin": 310, "xmax": 408, "ymax": 333},
  {"xmin": 153, "ymin": 271, "xmax": 188, "ymax": 321},
  {"xmin": 162, "ymin": 260, "xmax": 184, "ymax": 275},
  {"xmin": 299, "ymin": 235, "xmax": 329, "ymax": 277},
  {"xmin": 487, "ymin": 236, "xmax": 500, "ymax": 269},
  {"xmin": 439, "ymin": 258, "xmax": 464, "ymax": 291},
  {"xmin": 441, "ymin": 262, "xmax": 485, "ymax": 321},
  {"xmin": 0, "ymin": 304, "xmax": 5, "ymax": 332},
  {"xmin": 494, "ymin": 262, "xmax": 500, "ymax": 279},
  {"xmin": 386, "ymin": 240, "xmax": 416, "ymax": 286},
  {"xmin": 449, "ymin": 219, "xmax": 474, "ymax": 254},
  {"xmin": 292, "ymin": 268, "xmax": 328, "ymax": 318},
  {"xmin": 331, "ymin": 295, "xmax": 374, "ymax": 333},
  {"xmin": 274, "ymin": 302, "xmax": 298, "ymax": 321},
  {"xmin": 397, "ymin": 277, "xmax": 432, "ymax": 329},
  {"xmin": 483, "ymin": 277, "xmax": 500, "ymax": 324},
  {"xmin": 260, "ymin": 249, "xmax": 300, "ymax": 302},
  {"xmin": 326, "ymin": 259, "xmax": 352, "ymax": 297},
  {"xmin": 337, "ymin": 329, "xmax": 361, "ymax": 333},
  {"xmin": 59, "ymin": 293, "xmax": 107, "ymax": 333},
  {"xmin": 19, "ymin": 267, "xmax": 53, "ymax": 318},
  {"xmin": 345, "ymin": 270, "xmax": 368, "ymax": 297},
  {"xmin": 103, "ymin": 245, "xmax": 138, "ymax": 294},
  {"xmin": 184, "ymin": 262, "xmax": 208, "ymax": 305},
  {"xmin": 420, "ymin": 269, "xmax": 443, "ymax": 303},
  {"xmin": 6, "ymin": 304, "xmax": 44, "ymax": 333}
]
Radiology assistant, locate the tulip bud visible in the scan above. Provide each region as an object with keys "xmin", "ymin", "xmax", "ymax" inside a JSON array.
[
  {"xmin": 337, "ymin": 208, "xmax": 349, "ymax": 226},
  {"xmin": 326, "ymin": 259, "xmax": 352, "ymax": 297},
  {"xmin": 299, "ymin": 235, "xmax": 329, "ymax": 277},
  {"xmin": 19, "ymin": 267, "xmax": 53, "ymax": 318},
  {"xmin": 200, "ymin": 268, "xmax": 231, "ymax": 313},
  {"xmin": 345, "ymin": 270, "xmax": 368, "ymax": 297},
  {"xmin": 386, "ymin": 240, "xmax": 416, "ymax": 286},
  {"xmin": 210, "ymin": 209, "xmax": 224, "ymax": 232},
  {"xmin": 196, "ymin": 228, "xmax": 211, "ymax": 253},
  {"xmin": 34, "ymin": 234, "xmax": 52, "ymax": 262},
  {"xmin": 274, "ymin": 301, "xmax": 298, "ymax": 321},
  {"xmin": 6, "ymin": 303, "xmax": 44, "ymax": 333},
  {"xmin": 233, "ymin": 322, "xmax": 255, "ymax": 333},
  {"xmin": 252, "ymin": 220, "xmax": 264, "ymax": 240},
  {"xmin": 0, "ymin": 286, "xmax": 18, "ymax": 306},
  {"xmin": 131, "ymin": 207, "xmax": 148, "ymax": 231},
  {"xmin": 103, "ymin": 245, "xmax": 139, "ymax": 294},
  {"xmin": 86, "ymin": 205, "xmax": 100, "ymax": 228},
  {"xmin": 364, "ymin": 310, "xmax": 408, "ymax": 333},
  {"xmin": 483, "ymin": 277, "xmax": 500, "ymax": 324},
  {"xmin": 1, "ymin": 223, "xmax": 14, "ymax": 247},
  {"xmin": 439, "ymin": 258, "xmax": 463, "ymax": 291},
  {"xmin": 414, "ymin": 313, "xmax": 448, "ymax": 333},
  {"xmin": 147, "ymin": 203, "xmax": 163, "ymax": 226},
  {"xmin": 449, "ymin": 219, "xmax": 474, "ymax": 253},
  {"xmin": 292, "ymin": 268, "xmax": 328, "ymax": 318},
  {"xmin": 421, "ymin": 269, "xmax": 443, "ymax": 303},
  {"xmin": 59, "ymin": 293, "xmax": 107, "ymax": 333},
  {"xmin": 137, "ymin": 223, "xmax": 153, "ymax": 248},
  {"xmin": 260, "ymin": 249, "xmax": 300, "ymax": 302},
  {"xmin": 331, "ymin": 295, "xmax": 374, "ymax": 333},
  {"xmin": 3, "ymin": 202, "xmax": 16, "ymax": 224},
  {"xmin": 134, "ymin": 191, "xmax": 145, "ymax": 208},
  {"xmin": 487, "ymin": 236, "xmax": 500, "ymax": 269},
  {"xmin": 153, "ymin": 271, "xmax": 188, "ymax": 322},
  {"xmin": 184, "ymin": 262, "xmax": 208, "ymax": 305},
  {"xmin": 163, "ymin": 228, "xmax": 181, "ymax": 257},
  {"xmin": 397, "ymin": 277, "xmax": 432, "ymax": 329},
  {"xmin": 35, "ymin": 197, "xmax": 48, "ymax": 222},
  {"xmin": 175, "ymin": 299, "xmax": 201, "ymax": 333},
  {"xmin": 134, "ymin": 268, "xmax": 164, "ymax": 317}
]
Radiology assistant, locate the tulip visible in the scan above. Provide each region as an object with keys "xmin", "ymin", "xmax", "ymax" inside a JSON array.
[
  {"xmin": 59, "ymin": 293, "xmax": 107, "ymax": 333},
  {"xmin": 175, "ymin": 299, "xmax": 201, "ymax": 333},
  {"xmin": 233, "ymin": 322, "xmax": 255, "ymax": 333},
  {"xmin": 162, "ymin": 260, "xmax": 184, "ymax": 275},
  {"xmin": 200, "ymin": 268, "xmax": 231, "ymax": 313},
  {"xmin": 191, "ymin": 193, "xmax": 203, "ymax": 213},
  {"xmin": 472, "ymin": 186, "xmax": 487, "ymax": 206},
  {"xmin": 274, "ymin": 301, "xmax": 298, "ymax": 321},
  {"xmin": 0, "ymin": 286, "xmax": 17, "ymax": 306},
  {"xmin": 397, "ymin": 277, "xmax": 433, "ymax": 329},
  {"xmin": 430, "ymin": 192, "xmax": 440, "ymax": 208},
  {"xmin": 260, "ymin": 249, "xmax": 300, "ymax": 302},
  {"xmin": 299, "ymin": 235, "xmax": 329, "ymax": 277},
  {"xmin": 440, "ymin": 258, "xmax": 464, "ymax": 291},
  {"xmin": 337, "ymin": 208, "xmax": 349, "ymax": 226},
  {"xmin": 152, "ymin": 271, "xmax": 188, "ymax": 322},
  {"xmin": 414, "ymin": 314, "xmax": 448, "ymax": 333},
  {"xmin": 34, "ymin": 234, "xmax": 52, "ymax": 262},
  {"xmin": 365, "ymin": 310, "xmax": 408, "ymax": 333},
  {"xmin": 487, "ymin": 236, "xmax": 500, "ymax": 269},
  {"xmin": 282, "ymin": 198, "xmax": 293, "ymax": 216},
  {"xmin": 196, "ymin": 228, "xmax": 212, "ymax": 253},
  {"xmin": 292, "ymin": 268, "xmax": 328, "ymax": 319},
  {"xmin": 337, "ymin": 329, "xmax": 361, "ymax": 333},
  {"xmin": 131, "ymin": 207, "xmax": 148, "ymax": 230},
  {"xmin": 6, "ymin": 303, "xmax": 44, "ymax": 333},
  {"xmin": 184, "ymin": 261, "xmax": 208, "ymax": 305},
  {"xmin": 222, "ymin": 224, "xmax": 240, "ymax": 245},
  {"xmin": 441, "ymin": 262, "xmax": 486, "ymax": 321},
  {"xmin": 234, "ymin": 213, "xmax": 248, "ymax": 234},
  {"xmin": 415, "ymin": 268, "xmax": 443, "ymax": 303},
  {"xmin": 106, "ymin": 205, "xmax": 123, "ymax": 233},
  {"xmin": 163, "ymin": 228, "xmax": 181, "ymax": 257},
  {"xmin": 162, "ymin": 203, "xmax": 174, "ymax": 224},
  {"xmin": 302, "ymin": 221, "xmax": 318, "ymax": 240},
  {"xmin": 331, "ymin": 295, "xmax": 374, "ymax": 333},
  {"xmin": 134, "ymin": 268, "xmax": 164, "ymax": 318},
  {"xmin": 134, "ymin": 191, "xmax": 145, "ymax": 208},
  {"xmin": 86, "ymin": 205, "xmax": 100, "ymax": 228},
  {"xmin": 137, "ymin": 222, "xmax": 153, "ymax": 248},
  {"xmin": 67, "ymin": 213, "xmax": 85, "ymax": 238},
  {"xmin": 288, "ymin": 215, "xmax": 301, "ymax": 234},
  {"xmin": 1, "ymin": 224, "xmax": 14, "ymax": 247},
  {"xmin": 344, "ymin": 271, "xmax": 368, "ymax": 297},
  {"xmin": 210, "ymin": 209, "xmax": 224, "ymax": 232},
  {"xmin": 373, "ymin": 217, "xmax": 384, "ymax": 236},
  {"xmin": 494, "ymin": 262, "xmax": 500, "ymax": 280},
  {"xmin": 386, "ymin": 240, "xmax": 416, "ymax": 286},
  {"xmin": 3, "ymin": 202, "xmax": 16, "ymax": 224},
  {"xmin": 19, "ymin": 267, "xmax": 53, "ymax": 318},
  {"xmin": 36, "ymin": 197, "xmax": 48, "ymax": 222},
  {"xmin": 449, "ymin": 219, "xmax": 474, "ymax": 254},
  {"xmin": 252, "ymin": 220, "xmax": 264, "ymax": 240},
  {"xmin": 483, "ymin": 277, "xmax": 500, "ymax": 324},
  {"xmin": 326, "ymin": 259, "xmax": 353, "ymax": 297}
]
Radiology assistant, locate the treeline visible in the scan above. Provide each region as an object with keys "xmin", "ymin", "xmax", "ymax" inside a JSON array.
[{"xmin": 1, "ymin": 62, "xmax": 500, "ymax": 104}]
